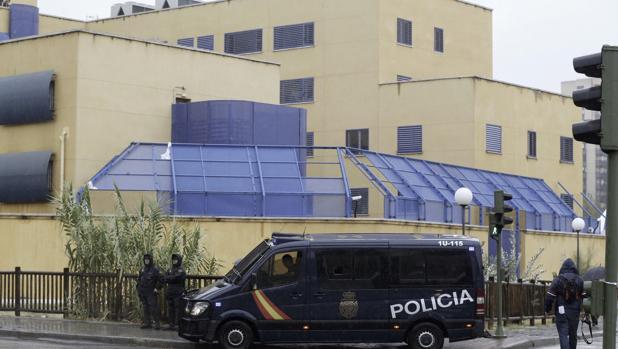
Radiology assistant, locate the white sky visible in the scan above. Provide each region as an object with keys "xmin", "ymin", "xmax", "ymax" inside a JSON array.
[{"xmin": 37, "ymin": 0, "xmax": 618, "ymax": 93}]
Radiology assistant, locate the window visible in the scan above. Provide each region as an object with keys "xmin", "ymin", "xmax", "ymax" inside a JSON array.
[
  {"xmin": 177, "ymin": 37, "xmax": 194, "ymax": 47},
  {"xmin": 527, "ymin": 131, "xmax": 537, "ymax": 158},
  {"xmin": 425, "ymin": 250, "xmax": 472, "ymax": 285},
  {"xmin": 162, "ymin": 0, "xmax": 170, "ymax": 8},
  {"xmin": 397, "ymin": 75, "xmax": 412, "ymax": 82},
  {"xmin": 306, "ymin": 132, "xmax": 314, "ymax": 157},
  {"xmin": 346, "ymin": 128, "xmax": 369, "ymax": 153},
  {"xmin": 398, "ymin": 125, "xmax": 422, "ymax": 154},
  {"xmin": 280, "ymin": 77, "xmax": 314, "ymax": 104},
  {"xmin": 224, "ymin": 29, "xmax": 263, "ymax": 54},
  {"xmin": 389, "ymin": 249, "xmax": 425, "ymax": 287},
  {"xmin": 197, "ymin": 35, "xmax": 214, "ymax": 50},
  {"xmin": 560, "ymin": 136, "xmax": 574, "ymax": 163},
  {"xmin": 351, "ymin": 188, "xmax": 369, "ymax": 216},
  {"xmin": 175, "ymin": 97, "xmax": 191, "ymax": 104},
  {"xmin": 486, "ymin": 124, "xmax": 502, "ymax": 154},
  {"xmin": 316, "ymin": 249, "xmax": 388, "ymax": 290},
  {"xmin": 397, "ymin": 18, "xmax": 412, "ymax": 45},
  {"xmin": 434, "ymin": 27, "xmax": 444, "ymax": 52},
  {"xmin": 274, "ymin": 22, "xmax": 314, "ymax": 50},
  {"xmin": 256, "ymin": 250, "xmax": 302, "ymax": 289},
  {"xmin": 561, "ymin": 194, "xmax": 574, "ymax": 210}
]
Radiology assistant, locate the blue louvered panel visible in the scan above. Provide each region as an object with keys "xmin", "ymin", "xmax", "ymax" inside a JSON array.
[
  {"xmin": 177, "ymin": 37, "xmax": 194, "ymax": 47},
  {"xmin": 224, "ymin": 29, "xmax": 263, "ymax": 54},
  {"xmin": 351, "ymin": 188, "xmax": 369, "ymax": 215},
  {"xmin": 397, "ymin": 125, "xmax": 422, "ymax": 153},
  {"xmin": 274, "ymin": 22, "xmax": 314, "ymax": 50},
  {"xmin": 280, "ymin": 77, "xmax": 314, "ymax": 104},
  {"xmin": 434, "ymin": 27, "xmax": 444, "ymax": 52},
  {"xmin": 486, "ymin": 124, "xmax": 502, "ymax": 154},
  {"xmin": 560, "ymin": 136, "xmax": 573, "ymax": 162},
  {"xmin": 197, "ymin": 35, "xmax": 214, "ymax": 50},
  {"xmin": 397, "ymin": 18, "xmax": 412, "ymax": 45},
  {"xmin": 306, "ymin": 132, "xmax": 314, "ymax": 157}
]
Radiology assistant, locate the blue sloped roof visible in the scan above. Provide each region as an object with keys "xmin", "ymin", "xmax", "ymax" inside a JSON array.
[{"xmin": 88, "ymin": 143, "xmax": 575, "ymax": 231}]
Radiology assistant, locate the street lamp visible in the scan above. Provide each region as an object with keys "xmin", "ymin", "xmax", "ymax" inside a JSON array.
[
  {"xmin": 572, "ymin": 217, "xmax": 586, "ymax": 271},
  {"xmin": 352, "ymin": 195, "xmax": 362, "ymax": 218},
  {"xmin": 455, "ymin": 187, "xmax": 473, "ymax": 236}
]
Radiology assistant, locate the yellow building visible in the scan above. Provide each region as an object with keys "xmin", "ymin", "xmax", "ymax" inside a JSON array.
[{"xmin": 0, "ymin": 29, "xmax": 280, "ymax": 214}]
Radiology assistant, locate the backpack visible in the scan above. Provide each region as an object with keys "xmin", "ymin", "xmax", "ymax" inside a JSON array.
[{"xmin": 559, "ymin": 275, "xmax": 580, "ymax": 303}]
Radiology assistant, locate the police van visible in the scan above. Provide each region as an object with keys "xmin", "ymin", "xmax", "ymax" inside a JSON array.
[{"xmin": 180, "ymin": 233, "xmax": 485, "ymax": 349}]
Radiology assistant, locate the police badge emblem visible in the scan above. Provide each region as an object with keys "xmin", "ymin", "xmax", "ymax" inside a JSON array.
[{"xmin": 339, "ymin": 291, "xmax": 359, "ymax": 319}]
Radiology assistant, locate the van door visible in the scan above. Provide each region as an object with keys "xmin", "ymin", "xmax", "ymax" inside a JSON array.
[
  {"xmin": 389, "ymin": 247, "xmax": 475, "ymax": 341},
  {"xmin": 308, "ymin": 247, "xmax": 390, "ymax": 342},
  {"xmin": 251, "ymin": 248, "xmax": 307, "ymax": 343}
]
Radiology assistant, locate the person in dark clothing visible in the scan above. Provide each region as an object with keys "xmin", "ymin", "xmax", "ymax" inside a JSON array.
[
  {"xmin": 137, "ymin": 253, "xmax": 162, "ymax": 330},
  {"xmin": 163, "ymin": 253, "xmax": 186, "ymax": 330},
  {"xmin": 544, "ymin": 258, "xmax": 584, "ymax": 349}
]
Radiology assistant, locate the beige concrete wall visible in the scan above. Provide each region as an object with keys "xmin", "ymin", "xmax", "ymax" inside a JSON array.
[
  {"xmin": 72, "ymin": 31, "xmax": 280, "ymax": 188},
  {"xmin": 377, "ymin": 77, "xmax": 583, "ymax": 198},
  {"xmin": 38, "ymin": 15, "xmax": 85, "ymax": 33},
  {"xmin": 0, "ymin": 214, "xmax": 605, "ymax": 281},
  {"xmin": 0, "ymin": 34, "xmax": 80, "ymax": 214},
  {"xmin": 472, "ymin": 78, "xmax": 582, "ymax": 196},
  {"xmin": 378, "ymin": 0, "xmax": 493, "ymax": 83},
  {"xmin": 0, "ymin": 7, "xmax": 8, "ymax": 34}
]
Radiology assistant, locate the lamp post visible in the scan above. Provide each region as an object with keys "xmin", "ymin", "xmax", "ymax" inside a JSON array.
[
  {"xmin": 572, "ymin": 217, "xmax": 586, "ymax": 271},
  {"xmin": 352, "ymin": 195, "xmax": 362, "ymax": 218},
  {"xmin": 455, "ymin": 187, "xmax": 473, "ymax": 236}
]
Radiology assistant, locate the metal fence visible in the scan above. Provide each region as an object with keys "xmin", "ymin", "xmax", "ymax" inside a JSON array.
[
  {"xmin": 0, "ymin": 267, "xmax": 220, "ymax": 320},
  {"xmin": 485, "ymin": 279, "xmax": 555, "ymax": 328},
  {"xmin": 1, "ymin": 267, "xmax": 554, "ymax": 326}
]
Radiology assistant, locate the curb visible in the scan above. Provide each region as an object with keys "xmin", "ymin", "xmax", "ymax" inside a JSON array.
[
  {"xmin": 0, "ymin": 328, "xmax": 199, "ymax": 348},
  {"xmin": 500, "ymin": 330, "xmax": 603, "ymax": 349}
]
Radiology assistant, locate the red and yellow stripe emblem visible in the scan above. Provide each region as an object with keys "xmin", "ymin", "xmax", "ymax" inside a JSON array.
[{"xmin": 252, "ymin": 290, "xmax": 291, "ymax": 320}]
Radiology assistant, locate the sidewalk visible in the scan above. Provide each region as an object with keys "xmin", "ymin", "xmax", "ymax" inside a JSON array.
[{"xmin": 0, "ymin": 315, "xmax": 606, "ymax": 349}]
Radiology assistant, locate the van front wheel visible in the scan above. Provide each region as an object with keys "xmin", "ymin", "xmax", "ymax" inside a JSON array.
[
  {"xmin": 408, "ymin": 322, "xmax": 444, "ymax": 349},
  {"xmin": 218, "ymin": 320, "xmax": 254, "ymax": 349}
]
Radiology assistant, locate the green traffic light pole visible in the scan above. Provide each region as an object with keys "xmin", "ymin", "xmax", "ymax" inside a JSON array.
[
  {"xmin": 495, "ymin": 228, "xmax": 505, "ymax": 338},
  {"xmin": 603, "ymin": 150, "xmax": 618, "ymax": 349}
]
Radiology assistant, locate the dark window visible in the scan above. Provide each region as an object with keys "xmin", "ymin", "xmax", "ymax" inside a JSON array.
[
  {"xmin": 561, "ymin": 194, "xmax": 574, "ymax": 209},
  {"xmin": 306, "ymin": 132, "xmax": 314, "ymax": 157},
  {"xmin": 397, "ymin": 75, "xmax": 412, "ymax": 82},
  {"xmin": 162, "ymin": 0, "xmax": 170, "ymax": 8},
  {"xmin": 316, "ymin": 249, "xmax": 387, "ymax": 290},
  {"xmin": 177, "ymin": 37, "xmax": 194, "ymax": 47},
  {"xmin": 175, "ymin": 97, "xmax": 191, "ymax": 104},
  {"xmin": 434, "ymin": 27, "xmax": 444, "ymax": 52},
  {"xmin": 132, "ymin": 5, "xmax": 153, "ymax": 13},
  {"xmin": 256, "ymin": 250, "xmax": 302, "ymax": 289},
  {"xmin": 49, "ymin": 79, "xmax": 55, "ymax": 112},
  {"xmin": 225, "ymin": 29, "xmax": 263, "ymax": 54},
  {"xmin": 274, "ymin": 22, "xmax": 314, "ymax": 50},
  {"xmin": 397, "ymin": 18, "xmax": 412, "ymax": 45},
  {"xmin": 486, "ymin": 124, "xmax": 502, "ymax": 154},
  {"xmin": 390, "ymin": 249, "xmax": 425, "ymax": 287},
  {"xmin": 117, "ymin": 7, "xmax": 125, "ymax": 16},
  {"xmin": 280, "ymin": 77, "xmax": 314, "ymax": 104},
  {"xmin": 425, "ymin": 249, "xmax": 472, "ymax": 285},
  {"xmin": 346, "ymin": 128, "xmax": 369, "ymax": 154},
  {"xmin": 398, "ymin": 125, "xmax": 422, "ymax": 154},
  {"xmin": 197, "ymin": 35, "xmax": 214, "ymax": 50},
  {"xmin": 528, "ymin": 131, "xmax": 537, "ymax": 158},
  {"xmin": 351, "ymin": 188, "xmax": 369, "ymax": 215},
  {"xmin": 561, "ymin": 136, "xmax": 574, "ymax": 163}
]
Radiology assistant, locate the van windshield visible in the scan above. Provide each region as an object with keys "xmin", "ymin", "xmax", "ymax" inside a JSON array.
[{"xmin": 224, "ymin": 240, "xmax": 271, "ymax": 284}]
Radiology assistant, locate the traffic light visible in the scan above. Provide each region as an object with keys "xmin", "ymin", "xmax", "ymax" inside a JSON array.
[
  {"xmin": 489, "ymin": 190, "xmax": 514, "ymax": 240},
  {"xmin": 571, "ymin": 46, "xmax": 618, "ymax": 151}
]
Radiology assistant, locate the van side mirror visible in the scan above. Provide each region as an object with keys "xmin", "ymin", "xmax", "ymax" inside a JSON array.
[{"xmin": 251, "ymin": 273, "xmax": 258, "ymax": 290}]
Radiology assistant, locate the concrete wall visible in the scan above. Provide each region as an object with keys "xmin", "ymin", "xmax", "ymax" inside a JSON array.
[
  {"xmin": 0, "ymin": 31, "xmax": 280, "ymax": 214},
  {"xmin": 378, "ymin": 77, "xmax": 583, "ymax": 197},
  {"xmin": 0, "ymin": 214, "xmax": 604, "ymax": 281}
]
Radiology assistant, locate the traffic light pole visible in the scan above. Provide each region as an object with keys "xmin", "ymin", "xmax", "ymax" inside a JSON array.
[
  {"xmin": 495, "ymin": 231, "xmax": 505, "ymax": 338},
  {"xmin": 603, "ymin": 151, "xmax": 618, "ymax": 349}
]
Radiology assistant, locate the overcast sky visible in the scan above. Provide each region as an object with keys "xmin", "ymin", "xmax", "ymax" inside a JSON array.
[{"xmin": 37, "ymin": 0, "xmax": 618, "ymax": 93}]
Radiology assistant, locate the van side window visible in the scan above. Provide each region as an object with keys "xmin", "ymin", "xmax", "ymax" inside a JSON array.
[
  {"xmin": 389, "ymin": 249, "xmax": 425, "ymax": 287},
  {"xmin": 316, "ymin": 249, "xmax": 387, "ymax": 290},
  {"xmin": 256, "ymin": 250, "xmax": 302, "ymax": 289},
  {"xmin": 390, "ymin": 249, "xmax": 472, "ymax": 287},
  {"xmin": 425, "ymin": 249, "xmax": 472, "ymax": 285}
]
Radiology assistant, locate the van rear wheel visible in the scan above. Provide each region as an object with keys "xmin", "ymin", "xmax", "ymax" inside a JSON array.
[
  {"xmin": 218, "ymin": 320, "xmax": 253, "ymax": 349},
  {"xmin": 408, "ymin": 322, "xmax": 444, "ymax": 349}
]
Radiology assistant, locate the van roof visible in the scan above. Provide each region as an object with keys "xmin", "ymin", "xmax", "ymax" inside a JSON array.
[{"xmin": 270, "ymin": 233, "xmax": 481, "ymax": 247}]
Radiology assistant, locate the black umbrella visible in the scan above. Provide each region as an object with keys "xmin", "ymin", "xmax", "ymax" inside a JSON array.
[{"xmin": 582, "ymin": 266, "xmax": 605, "ymax": 281}]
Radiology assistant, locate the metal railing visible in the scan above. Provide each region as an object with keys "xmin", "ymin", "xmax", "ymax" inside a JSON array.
[
  {"xmin": 0, "ymin": 267, "xmax": 220, "ymax": 320},
  {"xmin": 485, "ymin": 279, "xmax": 555, "ymax": 328}
]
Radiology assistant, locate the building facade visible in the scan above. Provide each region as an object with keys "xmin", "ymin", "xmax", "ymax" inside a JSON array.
[{"xmin": 562, "ymin": 78, "xmax": 607, "ymax": 211}]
